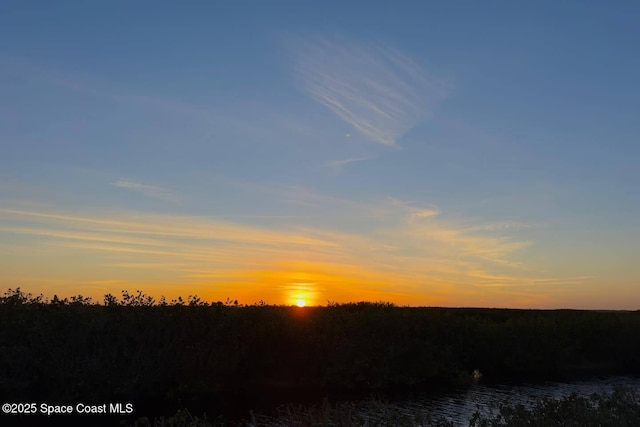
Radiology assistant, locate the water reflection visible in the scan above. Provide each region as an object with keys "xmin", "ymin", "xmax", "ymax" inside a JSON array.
[
  {"xmin": 417, "ymin": 375, "xmax": 640, "ymax": 424},
  {"xmin": 253, "ymin": 375, "xmax": 640, "ymax": 426}
]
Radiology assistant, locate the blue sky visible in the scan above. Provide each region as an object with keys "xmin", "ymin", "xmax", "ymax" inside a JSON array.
[{"xmin": 1, "ymin": 1, "xmax": 638, "ymax": 308}]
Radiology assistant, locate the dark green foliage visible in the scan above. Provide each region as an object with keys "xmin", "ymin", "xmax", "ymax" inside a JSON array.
[
  {"xmin": 1, "ymin": 288, "xmax": 640, "ymax": 421},
  {"xmin": 131, "ymin": 409, "xmax": 221, "ymax": 427},
  {"xmin": 469, "ymin": 386, "xmax": 640, "ymax": 426},
  {"xmin": 134, "ymin": 388, "xmax": 640, "ymax": 426},
  {"xmin": 248, "ymin": 398, "xmax": 456, "ymax": 427}
]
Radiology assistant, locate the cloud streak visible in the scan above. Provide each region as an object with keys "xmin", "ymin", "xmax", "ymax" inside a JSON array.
[
  {"xmin": 112, "ymin": 179, "xmax": 179, "ymax": 202},
  {"xmin": 294, "ymin": 36, "xmax": 448, "ymax": 146},
  {"xmin": 0, "ymin": 191, "xmax": 587, "ymax": 307},
  {"xmin": 326, "ymin": 157, "xmax": 370, "ymax": 173}
]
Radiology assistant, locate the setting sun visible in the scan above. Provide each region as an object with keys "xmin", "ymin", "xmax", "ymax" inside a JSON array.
[{"xmin": 295, "ymin": 299, "xmax": 306, "ymax": 307}]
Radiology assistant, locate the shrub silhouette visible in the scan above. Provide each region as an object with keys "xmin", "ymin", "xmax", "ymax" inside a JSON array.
[{"xmin": 1, "ymin": 287, "xmax": 639, "ymax": 422}]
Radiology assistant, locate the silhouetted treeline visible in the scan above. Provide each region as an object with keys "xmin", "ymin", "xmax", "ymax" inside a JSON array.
[{"xmin": 1, "ymin": 288, "xmax": 639, "ymax": 421}]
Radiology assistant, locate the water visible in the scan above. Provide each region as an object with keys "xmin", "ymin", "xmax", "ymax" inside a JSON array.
[
  {"xmin": 251, "ymin": 375, "xmax": 640, "ymax": 426},
  {"xmin": 409, "ymin": 375, "xmax": 640, "ymax": 424}
]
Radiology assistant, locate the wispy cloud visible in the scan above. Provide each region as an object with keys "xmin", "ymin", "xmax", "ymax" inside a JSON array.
[
  {"xmin": 293, "ymin": 36, "xmax": 449, "ymax": 146},
  {"xmin": 0, "ymin": 55, "xmax": 289, "ymax": 146},
  {"xmin": 466, "ymin": 221, "xmax": 534, "ymax": 232},
  {"xmin": 0, "ymin": 190, "xmax": 587, "ymax": 307},
  {"xmin": 112, "ymin": 179, "xmax": 178, "ymax": 202},
  {"xmin": 0, "ymin": 226, "xmax": 170, "ymax": 248},
  {"xmin": 326, "ymin": 157, "xmax": 369, "ymax": 173},
  {"xmin": 0, "ymin": 207, "xmax": 337, "ymax": 249}
]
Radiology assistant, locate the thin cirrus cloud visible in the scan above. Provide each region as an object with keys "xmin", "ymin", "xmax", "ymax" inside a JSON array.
[
  {"xmin": 112, "ymin": 179, "xmax": 179, "ymax": 202},
  {"xmin": 326, "ymin": 157, "xmax": 370, "ymax": 173},
  {"xmin": 293, "ymin": 36, "xmax": 449, "ymax": 146},
  {"xmin": 0, "ymin": 55, "xmax": 282, "ymax": 146},
  {"xmin": 0, "ymin": 190, "xmax": 587, "ymax": 307},
  {"xmin": 0, "ymin": 207, "xmax": 337, "ymax": 249}
]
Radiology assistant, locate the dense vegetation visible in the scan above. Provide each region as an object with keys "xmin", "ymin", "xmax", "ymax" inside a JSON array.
[
  {"xmin": 1, "ymin": 287, "xmax": 639, "ymax": 424},
  {"xmin": 240, "ymin": 386, "xmax": 640, "ymax": 426}
]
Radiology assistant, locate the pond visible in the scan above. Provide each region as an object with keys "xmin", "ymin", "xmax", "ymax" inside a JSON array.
[
  {"xmin": 389, "ymin": 375, "xmax": 640, "ymax": 424},
  {"xmin": 249, "ymin": 375, "xmax": 640, "ymax": 426}
]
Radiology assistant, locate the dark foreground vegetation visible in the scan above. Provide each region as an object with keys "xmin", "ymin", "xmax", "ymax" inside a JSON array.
[
  {"xmin": 144, "ymin": 387, "xmax": 640, "ymax": 426},
  {"xmin": 1, "ymin": 288, "xmax": 640, "ymax": 425}
]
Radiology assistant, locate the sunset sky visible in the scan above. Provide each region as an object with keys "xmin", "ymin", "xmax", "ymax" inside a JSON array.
[{"xmin": 1, "ymin": 1, "xmax": 638, "ymax": 308}]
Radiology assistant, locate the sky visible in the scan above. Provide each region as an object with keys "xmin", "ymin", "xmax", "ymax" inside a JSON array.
[{"xmin": 0, "ymin": 1, "xmax": 638, "ymax": 309}]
